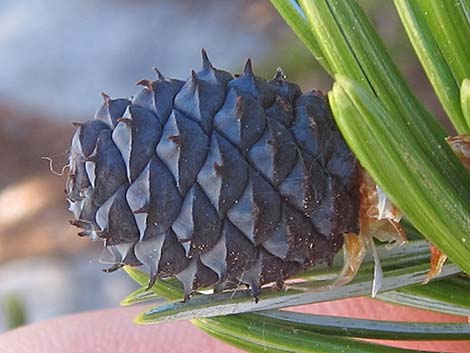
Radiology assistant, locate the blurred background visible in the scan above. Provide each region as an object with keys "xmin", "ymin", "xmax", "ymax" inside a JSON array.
[{"xmin": 0, "ymin": 0, "xmax": 445, "ymax": 331}]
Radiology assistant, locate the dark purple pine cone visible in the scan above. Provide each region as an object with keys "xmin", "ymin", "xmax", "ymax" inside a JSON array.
[{"xmin": 66, "ymin": 50, "xmax": 360, "ymax": 301}]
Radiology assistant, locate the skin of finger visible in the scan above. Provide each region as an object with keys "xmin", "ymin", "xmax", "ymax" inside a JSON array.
[
  {"xmin": 0, "ymin": 297, "xmax": 468, "ymax": 353},
  {"xmin": 0, "ymin": 305, "xmax": 244, "ymax": 353}
]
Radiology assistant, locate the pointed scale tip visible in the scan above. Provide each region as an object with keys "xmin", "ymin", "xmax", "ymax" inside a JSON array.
[
  {"xmin": 85, "ymin": 155, "xmax": 97, "ymax": 163},
  {"xmin": 244, "ymin": 58, "xmax": 254, "ymax": 76},
  {"xmin": 133, "ymin": 205, "xmax": 148, "ymax": 214},
  {"xmin": 116, "ymin": 117, "xmax": 133, "ymax": 126},
  {"xmin": 182, "ymin": 291, "xmax": 194, "ymax": 303},
  {"xmin": 103, "ymin": 264, "xmax": 124, "ymax": 273},
  {"xmin": 152, "ymin": 67, "xmax": 165, "ymax": 80},
  {"xmin": 101, "ymin": 92, "xmax": 111, "ymax": 103},
  {"xmin": 274, "ymin": 67, "xmax": 286, "ymax": 80},
  {"xmin": 190, "ymin": 70, "xmax": 199, "ymax": 86},
  {"xmin": 201, "ymin": 48, "xmax": 213, "ymax": 69},
  {"xmin": 146, "ymin": 273, "xmax": 157, "ymax": 290},
  {"xmin": 136, "ymin": 79, "xmax": 153, "ymax": 90}
]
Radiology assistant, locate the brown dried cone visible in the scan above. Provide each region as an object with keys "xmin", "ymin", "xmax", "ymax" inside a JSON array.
[{"xmin": 66, "ymin": 50, "xmax": 361, "ymax": 301}]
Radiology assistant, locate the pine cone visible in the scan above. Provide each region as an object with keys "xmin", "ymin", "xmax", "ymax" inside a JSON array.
[{"xmin": 66, "ymin": 50, "xmax": 360, "ymax": 300}]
